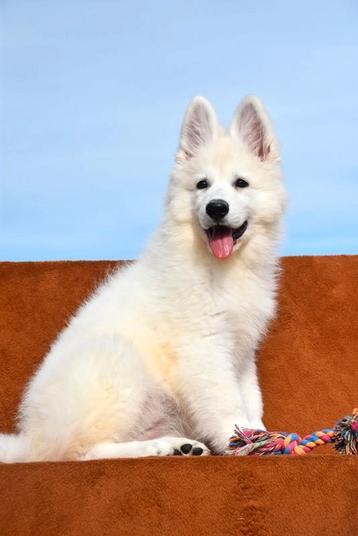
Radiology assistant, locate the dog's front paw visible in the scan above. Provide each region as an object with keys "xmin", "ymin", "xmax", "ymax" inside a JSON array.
[
  {"xmin": 211, "ymin": 416, "xmax": 251, "ymax": 453},
  {"xmin": 248, "ymin": 420, "xmax": 266, "ymax": 431}
]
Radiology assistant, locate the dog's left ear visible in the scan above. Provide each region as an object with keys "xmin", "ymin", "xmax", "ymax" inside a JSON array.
[
  {"xmin": 230, "ymin": 95, "xmax": 280, "ymax": 162},
  {"xmin": 176, "ymin": 96, "xmax": 218, "ymax": 163}
]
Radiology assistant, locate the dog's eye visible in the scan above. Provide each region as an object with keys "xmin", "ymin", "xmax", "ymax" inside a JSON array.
[
  {"xmin": 234, "ymin": 178, "xmax": 249, "ymax": 188},
  {"xmin": 196, "ymin": 179, "xmax": 209, "ymax": 190}
]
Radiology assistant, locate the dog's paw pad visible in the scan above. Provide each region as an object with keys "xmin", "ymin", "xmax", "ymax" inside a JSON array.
[
  {"xmin": 178, "ymin": 441, "xmax": 208, "ymax": 456},
  {"xmin": 180, "ymin": 443, "xmax": 193, "ymax": 454}
]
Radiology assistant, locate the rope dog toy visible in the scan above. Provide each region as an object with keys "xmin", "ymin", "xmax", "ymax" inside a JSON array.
[{"xmin": 227, "ymin": 408, "xmax": 358, "ymax": 456}]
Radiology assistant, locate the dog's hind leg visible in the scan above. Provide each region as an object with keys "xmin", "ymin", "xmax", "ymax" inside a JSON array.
[
  {"xmin": 78, "ymin": 437, "xmax": 210, "ymax": 460},
  {"xmin": 17, "ymin": 334, "xmax": 154, "ymax": 461}
]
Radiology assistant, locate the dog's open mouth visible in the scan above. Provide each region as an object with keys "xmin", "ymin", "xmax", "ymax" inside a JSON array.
[{"xmin": 206, "ymin": 221, "xmax": 248, "ymax": 259}]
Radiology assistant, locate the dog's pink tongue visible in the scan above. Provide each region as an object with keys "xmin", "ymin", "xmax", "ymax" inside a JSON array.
[{"xmin": 209, "ymin": 227, "xmax": 234, "ymax": 259}]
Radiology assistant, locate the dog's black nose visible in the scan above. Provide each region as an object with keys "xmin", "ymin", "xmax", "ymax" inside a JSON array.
[{"xmin": 206, "ymin": 199, "xmax": 229, "ymax": 220}]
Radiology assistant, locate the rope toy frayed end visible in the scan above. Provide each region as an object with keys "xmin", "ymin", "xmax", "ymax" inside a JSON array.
[
  {"xmin": 333, "ymin": 408, "xmax": 358, "ymax": 455},
  {"xmin": 227, "ymin": 408, "xmax": 358, "ymax": 456}
]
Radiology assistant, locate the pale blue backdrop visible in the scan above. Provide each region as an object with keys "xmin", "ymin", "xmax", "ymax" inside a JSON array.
[{"xmin": 1, "ymin": 0, "xmax": 357, "ymax": 261}]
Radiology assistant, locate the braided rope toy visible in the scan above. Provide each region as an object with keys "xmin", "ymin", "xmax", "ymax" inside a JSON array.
[{"xmin": 227, "ymin": 408, "xmax": 358, "ymax": 456}]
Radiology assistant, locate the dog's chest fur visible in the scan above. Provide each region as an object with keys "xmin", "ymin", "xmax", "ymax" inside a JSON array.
[{"xmin": 126, "ymin": 257, "xmax": 276, "ymax": 392}]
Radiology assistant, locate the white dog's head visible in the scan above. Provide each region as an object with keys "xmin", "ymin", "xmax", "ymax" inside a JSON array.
[{"xmin": 167, "ymin": 96, "xmax": 287, "ymax": 260}]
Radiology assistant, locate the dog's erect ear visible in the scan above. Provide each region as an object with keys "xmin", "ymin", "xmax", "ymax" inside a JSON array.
[
  {"xmin": 176, "ymin": 96, "xmax": 218, "ymax": 163},
  {"xmin": 230, "ymin": 95, "xmax": 279, "ymax": 162}
]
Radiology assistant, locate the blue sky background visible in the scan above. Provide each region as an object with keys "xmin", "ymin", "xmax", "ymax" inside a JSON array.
[{"xmin": 1, "ymin": 0, "xmax": 357, "ymax": 261}]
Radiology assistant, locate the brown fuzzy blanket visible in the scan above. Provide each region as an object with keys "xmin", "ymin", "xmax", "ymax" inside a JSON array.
[{"xmin": 0, "ymin": 256, "xmax": 357, "ymax": 535}]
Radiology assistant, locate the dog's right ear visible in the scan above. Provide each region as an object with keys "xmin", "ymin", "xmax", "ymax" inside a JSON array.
[{"xmin": 176, "ymin": 96, "xmax": 218, "ymax": 163}]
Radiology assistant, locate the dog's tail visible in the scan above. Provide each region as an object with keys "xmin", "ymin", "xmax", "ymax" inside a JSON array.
[{"xmin": 0, "ymin": 433, "xmax": 31, "ymax": 463}]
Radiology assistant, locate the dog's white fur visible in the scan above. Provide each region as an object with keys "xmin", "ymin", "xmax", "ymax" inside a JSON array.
[{"xmin": 0, "ymin": 95, "xmax": 286, "ymax": 462}]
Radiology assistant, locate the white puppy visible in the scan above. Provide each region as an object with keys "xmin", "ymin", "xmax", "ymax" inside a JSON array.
[{"xmin": 0, "ymin": 95, "xmax": 286, "ymax": 462}]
